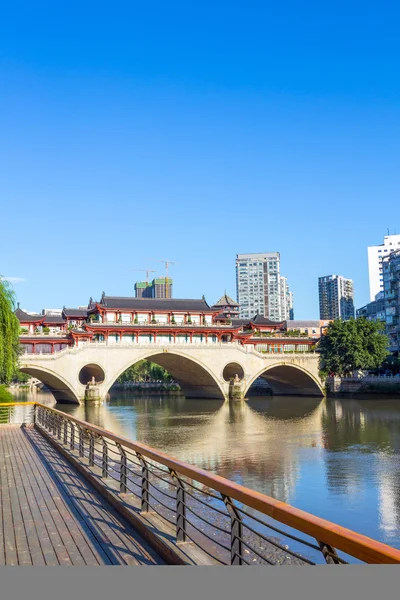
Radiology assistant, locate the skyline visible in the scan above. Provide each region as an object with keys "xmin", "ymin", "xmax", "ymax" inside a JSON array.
[
  {"xmin": 3, "ymin": 234, "xmax": 381, "ymax": 318},
  {"xmin": 2, "ymin": 2, "xmax": 400, "ymax": 317}
]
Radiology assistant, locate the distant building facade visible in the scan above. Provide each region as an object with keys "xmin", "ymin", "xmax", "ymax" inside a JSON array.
[
  {"xmin": 135, "ymin": 278, "xmax": 173, "ymax": 299},
  {"xmin": 318, "ymin": 275, "xmax": 355, "ymax": 321},
  {"xmin": 236, "ymin": 252, "xmax": 293, "ymax": 321},
  {"xmin": 356, "ymin": 292, "xmax": 385, "ymax": 323},
  {"xmin": 368, "ymin": 234, "xmax": 400, "ymax": 301},
  {"xmin": 286, "ymin": 320, "xmax": 331, "ymax": 338}
]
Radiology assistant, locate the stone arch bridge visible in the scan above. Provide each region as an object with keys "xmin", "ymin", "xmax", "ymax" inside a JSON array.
[{"xmin": 19, "ymin": 342, "xmax": 324, "ymax": 404}]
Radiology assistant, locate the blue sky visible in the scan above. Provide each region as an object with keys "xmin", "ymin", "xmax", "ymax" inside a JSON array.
[{"xmin": 1, "ymin": 1, "xmax": 399, "ymax": 318}]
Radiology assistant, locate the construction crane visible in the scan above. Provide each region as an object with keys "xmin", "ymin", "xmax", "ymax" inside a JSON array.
[
  {"xmin": 133, "ymin": 268, "xmax": 156, "ymax": 284},
  {"xmin": 160, "ymin": 260, "xmax": 175, "ymax": 298}
]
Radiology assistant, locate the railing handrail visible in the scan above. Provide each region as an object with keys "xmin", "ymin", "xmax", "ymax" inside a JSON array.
[
  {"xmin": 19, "ymin": 401, "xmax": 400, "ymax": 564},
  {"xmin": 19, "ymin": 342, "xmax": 320, "ymax": 359}
]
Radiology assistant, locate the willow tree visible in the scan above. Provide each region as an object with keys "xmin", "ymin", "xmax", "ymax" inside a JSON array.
[{"xmin": 0, "ymin": 277, "xmax": 20, "ymax": 384}]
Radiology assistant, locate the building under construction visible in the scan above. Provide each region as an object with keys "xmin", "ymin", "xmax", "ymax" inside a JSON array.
[{"xmin": 135, "ymin": 278, "xmax": 173, "ymax": 299}]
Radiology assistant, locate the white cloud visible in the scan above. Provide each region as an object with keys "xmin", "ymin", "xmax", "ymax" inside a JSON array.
[{"xmin": 1, "ymin": 276, "xmax": 26, "ymax": 283}]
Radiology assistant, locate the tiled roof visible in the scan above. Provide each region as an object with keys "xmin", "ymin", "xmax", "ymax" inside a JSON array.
[
  {"xmin": 212, "ymin": 293, "xmax": 239, "ymax": 307},
  {"xmin": 63, "ymin": 308, "xmax": 88, "ymax": 317},
  {"xmin": 98, "ymin": 296, "xmax": 214, "ymax": 312},
  {"xmin": 251, "ymin": 314, "xmax": 285, "ymax": 327},
  {"xmin": 15, "ymin": 308, "xmax": 44, "ymax": 323},
  {"xmin": 43, "ymin": 315, "xmax": 66, "ymax": 324}
]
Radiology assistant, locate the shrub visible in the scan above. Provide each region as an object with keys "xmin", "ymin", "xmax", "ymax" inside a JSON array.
[
  {"xmin": 0, "ymin": 385, "xmax": 13, "ymax": 403},
  {"xmin": 43, "ymin": 327, "xmax": 50, "ymax": 334}
]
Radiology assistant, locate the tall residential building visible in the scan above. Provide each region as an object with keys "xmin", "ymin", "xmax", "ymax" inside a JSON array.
[
  {"xmin": 382, "ymin": 249, "xmax": 400, "ymax": 353},
  {"xmin": 368, "ymin": 234, "xmax": 400, "ymax": 301},
  {"xmin": 280, "ymin": 276, "xmax": 294, "ymax": 320},
  {"xmin": 236, "ymin": 252, "xmax": 293, "ymax": 321},
  {"xmin": 356, "ymin": 292, "xmax": 385, "ymax": 323},
  {"xmin": 134, "ymin": 278, "xmax": 173, "ymax": 299},
  {"xmin": 318, "ymin": 275, "xmax": 355, "ymax": 321}
]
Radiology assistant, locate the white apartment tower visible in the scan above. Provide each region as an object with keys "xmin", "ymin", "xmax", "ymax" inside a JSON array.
[
  {"xmin": 368, "ymin": 234, "xmax": 400, "ymax": 301},
  {"xmin": 236, "ymin": 252, "xmax": 293, "ymax": 320}
]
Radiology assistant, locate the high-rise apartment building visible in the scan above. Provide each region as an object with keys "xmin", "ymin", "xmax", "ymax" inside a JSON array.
[
  {"xmin": 134, "ymin": 278, "xmax": 173, "ymax": 299},
  {"xmin": 382, "ymin": 249, "xmax": 400, "ymax": 353},
  {"xmin": 236, "ymin": 252, "xmax": 293, "ymax": 321},
  {"xmin": 368, "ymin": 234, "xmax": 400, "ymax": 301},
  {"xmin": 280, "ymin": 276, "xmax": 294, "ymax": 320},
  {"xmin": 318, "ymin": 275, "xmax": 355, "ymax": 321}
]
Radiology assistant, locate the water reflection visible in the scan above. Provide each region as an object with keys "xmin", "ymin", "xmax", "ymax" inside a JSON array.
[{"xmin": 13, "ymin": 389, "xmax": 400, "ymax": 548}]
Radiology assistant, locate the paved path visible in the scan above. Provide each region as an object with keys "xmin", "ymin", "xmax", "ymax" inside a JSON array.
[{"xmin": 0, "ymin": 425, "xmax": 164, "ymax": 565}]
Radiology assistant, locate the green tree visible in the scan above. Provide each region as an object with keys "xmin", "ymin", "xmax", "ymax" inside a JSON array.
[
  {"xmin": 319, "ymin": 317, "xmax": 389, "ymax": 378},
  {"xmin": 0, "ymin": 277, "xmax": 20, "ymax": 384},
  {"xmin": 117, "ymin": 360, "xmax": 173, "ymax": 383}
]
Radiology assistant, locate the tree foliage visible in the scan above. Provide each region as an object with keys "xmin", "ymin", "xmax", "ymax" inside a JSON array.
[
  {"xmin": 0, "ymin": 277, "xmax": 20, "ymax": 384},
  {"xmin": 318, "ymin": 317, "xmax": 389, "ymax": 377},
  {"xmin": 117, "ymin": 360, "xmax": 173, "ymax": 384}
]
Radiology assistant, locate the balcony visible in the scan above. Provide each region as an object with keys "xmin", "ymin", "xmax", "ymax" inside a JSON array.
[{"xmin": 88, "ymin": 320, "xmax": 232, "ymax": 328}]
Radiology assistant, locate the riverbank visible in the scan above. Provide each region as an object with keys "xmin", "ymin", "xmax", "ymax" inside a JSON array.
[
  {"xmin": 326, "ymin": 377, "xmax": 400, "ymax": 399},
  {"xmin": 111, "ymin": 382, "xmax": 182, "ymax": 394}
]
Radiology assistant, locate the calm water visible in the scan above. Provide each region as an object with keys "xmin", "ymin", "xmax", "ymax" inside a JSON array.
[{"xmin": 13, "ymin": 390, "xmax": 400, "ymax": 549}]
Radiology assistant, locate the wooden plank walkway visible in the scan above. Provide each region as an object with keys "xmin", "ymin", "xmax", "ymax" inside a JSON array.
[{"xmin": 0, "ymin": 425, "xmax": 165, "ymax": 565}]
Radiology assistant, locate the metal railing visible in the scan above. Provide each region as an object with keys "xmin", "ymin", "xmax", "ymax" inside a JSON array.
[{"xmin": 3, "ymin": 402, "xmax": 399, "ymax": 565}]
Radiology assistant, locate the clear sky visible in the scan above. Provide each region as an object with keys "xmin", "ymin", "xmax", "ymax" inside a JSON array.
[{"xmin": 1, "ymin": 1, "xmax": 399, "ymax": 318}]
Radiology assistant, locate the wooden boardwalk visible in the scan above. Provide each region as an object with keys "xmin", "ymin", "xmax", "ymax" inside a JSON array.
[{"xmin": 0, "ymin": 425, "xmax": 165, "ymax": 565}]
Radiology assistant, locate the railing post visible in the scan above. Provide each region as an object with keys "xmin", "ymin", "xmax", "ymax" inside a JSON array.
[
  {"xmin": 102, "ymin": 439, "xmax": 108, "ymax": 478},
  {"xmin": 117, "ymin": 443, "xmax": 127, "ymax": 493},
  {"xmin": 70, "ymin": 422, "xmax": 75, "ymax": 451},
  {"xmin": 63, "ymin": 418, "xmax": 68, "ymax": 445},
  {"xmin": 137, "ymin": 454, "xmax": 149, "ymax": 512},
  {"xmin": 223, "ymin": 495, "xmax": 243, "ymax": 565},
  {"xmin": 79, "ymin": 426, "xmax": 84, "ymax": 457},
  {"xmin": 89, "ymin": 433, "xmax": 95, "ymax": 466},
  {"xmin": 33, "ymin": 404, "xmax": 37, "ymax": 426},
  {"xmin": 170, "ymin": 469, "xmax": 187, "ymax": 543},
  {"xmin": 57, "ymin": 415, "xmax": 62, "ymax": 440}
]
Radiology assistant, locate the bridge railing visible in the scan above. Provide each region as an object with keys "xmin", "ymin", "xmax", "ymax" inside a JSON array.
[
  {"xmin": 16, "ymin": 401, "xmax": 399, "ymax": 565},
  {"xmin": 19, "ymin": 340, "xmax": 319, "ymax": 359}
]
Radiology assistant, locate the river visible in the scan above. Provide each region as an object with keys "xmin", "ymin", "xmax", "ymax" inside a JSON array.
[{"xmin": 10, "ymin": 390, "xmax": 400, "ymax": 550}]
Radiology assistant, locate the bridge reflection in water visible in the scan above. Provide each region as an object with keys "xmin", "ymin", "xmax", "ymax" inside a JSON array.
[
  {"xmin": 47, "ymin": 392, "xmax": 400, "ymax": 548},
  {"xmin": 2, "ymin": 400, "xmax": 400, "ymax": 565}
]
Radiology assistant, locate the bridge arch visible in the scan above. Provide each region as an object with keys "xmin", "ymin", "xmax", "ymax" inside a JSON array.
[
  {"xmin": 105, "ymin": 349, "xmax": 226, "ymax": 400},
  {"xmin": 244, "ymin": 362, "xmax": 324, "ymax": 398},
  {"xmin": 19, "ymin": 365, "xmax": 81, "ymax": 404}
]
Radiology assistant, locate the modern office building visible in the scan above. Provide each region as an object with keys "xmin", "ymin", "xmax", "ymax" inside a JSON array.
[
  {"xmin": 135, "ymin": 278, "xmax": 173, "ymax": 299},
  {"xmin": 382, "ymin": 250, "xmax": 400, "ymax": 353},
  {"xmin": 368, "ymin": 234, "xmax": 400, "ymax": 301},
  {"xmin": 318, "ymin": 275, "xmax": 355, "ymax": 321},
  {"xmin": 236, "ymin": 252, "xmax": 293, "ymax": 321}
]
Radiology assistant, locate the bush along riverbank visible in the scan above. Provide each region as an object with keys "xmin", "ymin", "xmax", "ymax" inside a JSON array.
[
  {"xmin": 0, "ymin": 385, "xmax": 14, "ymax": 403},
  {"xmin": 111, "ymin": 382, "xmax": 181, "ymax": 394}
]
